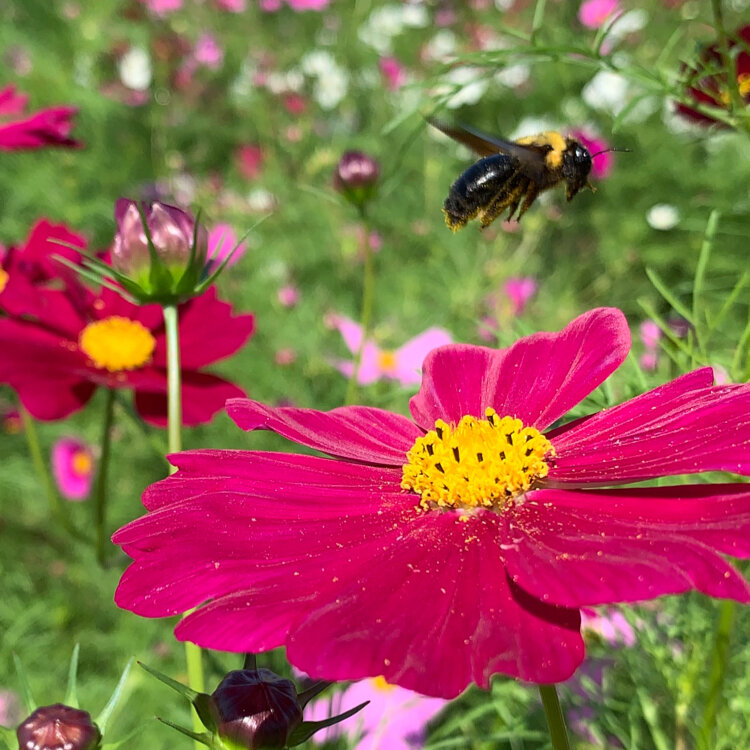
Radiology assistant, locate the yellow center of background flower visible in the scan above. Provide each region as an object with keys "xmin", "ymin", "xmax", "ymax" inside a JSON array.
[
  {"xmin": 79, "ymin": 316, "xmax": 156, "ymax": 372},
  {"xmin": 0, "ymin": 268, "xmax": 8, "ymax": 294},
  {"xmin": 401, "ymin": 408, "xmax": 553, "ymax": 511},
  {"xmin": 376, "ymin": 349, "xmax": 397, "ymax": 371},
  {"xmin": 72, "ymin": 450, "xmax": 92, "ymax": 476}
]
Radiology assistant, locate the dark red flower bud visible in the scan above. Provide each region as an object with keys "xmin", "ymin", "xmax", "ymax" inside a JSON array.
[
  {"xmin": 16, "ymin": 704, "xmax": 101, "ymax": 750},
  {"xmin": 333, "ymin": 151, "xmax": 380, "ymax": 208},
  {"xmin": 208, "ymin": 669, "xmax": 303, "ymax": 750}
]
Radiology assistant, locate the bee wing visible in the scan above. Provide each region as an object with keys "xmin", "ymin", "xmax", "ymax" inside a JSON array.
[{"xmin": 427, "ymin": 118, "xmax": 548, "ymax": 182}]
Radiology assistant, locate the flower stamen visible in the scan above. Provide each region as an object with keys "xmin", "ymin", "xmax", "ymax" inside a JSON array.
[
  {"xmin": 401, "ymin": 408, "xmax": 554, "ymax": 511},
  {"xmin": 79, "ymin": 316, "xmax": 156, "ymax": 372}
]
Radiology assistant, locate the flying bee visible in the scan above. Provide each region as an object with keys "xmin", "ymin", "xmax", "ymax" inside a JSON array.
[{"xmin": 428, "ymin": 118, "xmax": 625, "ymax": 231}]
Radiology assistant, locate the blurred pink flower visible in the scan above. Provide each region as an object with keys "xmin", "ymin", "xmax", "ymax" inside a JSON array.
[
  {"xmin": 477, "ymin": 316, "xmax": 497, "ymax": 343},
  {"xmin": 260, "ymin": 0, "xmax": 282, "ymax": 9},
  {"xmin": 275, "ymin": 348, "xmax": 297, "ymax": 366},
  {"xmin": 140, "ymin": 0, "xmax": 183, "ymax": 14},
  {"xmin": 479, "ymin": 278, "xmax": 536, "ymax": 340},
  {"xmin": 640, "ymin": 351, "xmax": 658, "ymax": 372},
  {"xmin": 331, "ymin": 315, "xmax": 452, "ymax": 387},
  {"xmin": 571, "ymin": 130, "xmax": 613, "ymax": 180},
  {"xmin": 639, "ymin": 320, "xmax": 662, "ymax": 349},
  {"xmin": 2, "ymin": 408, "xmax": 22, "ymax": 434},
  {"xmin": 308, "ymin": 677, "xmax": 446, "ymax": 750},
  {"xmin": 0, "ymin": 85, "xmax": 81, "ymax": 151},
  {"xmin": 208, "ymin": 223, "xmax": 246, "ymax": 267},
  {"xmin": 52, "ymin": 437, "xmax": 95, "ymax": 501},
  {"xmin": 712, "ymin": 364, "xmax": 730, "ymax": 385},
  {"xmin": 286, "ymin": 0, "xmax": 330, "ymax": 9},
  {"xmin": 277, "ymin": 284, "xmax": 300, "ymax": 308},
  {"xmin": 236, "ymin": 143, "xmax": 264, "ymax": 180},
  {"xmin": 0, "ymin": 690, "xmax": 21, "ymax": 728},
  {"xmin": 503, "ymin": 277, "xmax": 537, "ymax": 316},
  {"xmin": 194, "ymin": 34, "xmax": 224, "ymax": 69},
  {"xmin": 216, "ymin": 0, "xmax": 246, "ymax": 10},
  {"xmin": 379, "ymin": 57, "xmax": 406, "ymax": 91},
  {"xmin": 283, "ymin": 93, "xmax": 307, "ymax": 115},
  {"xmin": 578, "ymin": 0, "xmax": 621, "ymax": 28},
  {"xmin": 581, "ymin": 607, "xmax": 636, "ymax": 647}
]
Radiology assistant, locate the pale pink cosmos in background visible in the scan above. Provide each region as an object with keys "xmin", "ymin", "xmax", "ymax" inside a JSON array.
[
  {"xmin": 479, "ymin": 277, "xmax": 537, "ymax": 341},
  {"xmin": 208, "ymin": 223, "xmax": 246, "ymax": 267},
  {"xmin": 275, "ymin": 348, "xmax": 297, "ymax": 366},
  {"xmin": 215, "ymin": 0, "xmax": 246, "ymax": 10},
  {"xmin": 140, "ymin": 0, "xmax": 183, "ymax": 14},
  {"xmin": 0, "ymin": 690, "xmax": 21, "ymax": 728},
  {"xmin": 639, "ymin": 320, "xmax": 662, "ymax": 372},
  {"xmin": 379, "ymin": 57, "xmax": 406, "ymax": 91},
  {"xmin": 52, "ymin": 437, "xmax": 95, "ymax": 501},
  {"xmin": 330, "ymin": 315, "xmax": 452, "ymax": 386},
  {"xmin": 194, "ymin": 34, "xmax": 224, "ymax": 70},
  {"xmin": 578, "ymin": 0, "xmax": 621, "ymax": 28},
  {"xmin": 277, "ymin": 284, "xmax": 300, "ymax": 308},
  {"xmin": 260, "ymin": 0, "xmax": 282, "ymax": 10},
  {"xmin": 571, "ymin": 130, "xmax": 614, "ymax": 180},
  {"xmin": 581, "ymin": 607, "xmax": 636, "ymax": 647},
  {"xmin": 308, "ymin": 678, "xmax": 447, "ymax": 750},
  {"xmin": 286, "ymin": 0, "xmax": 330, "ymax": 9}
]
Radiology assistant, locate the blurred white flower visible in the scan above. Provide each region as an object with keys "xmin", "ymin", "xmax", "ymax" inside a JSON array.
[
  {"xmin": 582, "ymin": 70, "xmax": 628, "ymax": 114},
  {"xmin": 422, "ymin": 29, "xmax": 458, "ymax": 63},
  {"xmin": 495, "ymin": 63, "xmax": 530, "ymax": 89},
  {"xmin": 301, "ymin": 49, "xmax": 337, "ymax": 76},
  {"xmin": 118, "ymin": 46, "xmax": 152, "ymax": 91},
  {"xmin": 314, "ymin": 65, "xmax": 349, "ymax": 109},
  {"xmin": 608, "ymin": 9, "xmax": 648, "ymax": 36},
  {"xmin": 246, "ymin": 187, "xmax": 276, "ymax": 213},
  {"xmin": 510, "ymin": 115, "xmax": 558, "ymax": 139},
  {"xmin": 358, "ymin": 3, "xmax": 428, "ymax": 54},
  {"xmin": 440, "ymin": 67, "xmax": 489, "ymax": 109},
  {"xmin": 646, "ymin": 203, "xmax": 680, "ymax": 231},
  {"xmin": 265, "ymin": 69, "xmax": 304, "ymax": 94}
]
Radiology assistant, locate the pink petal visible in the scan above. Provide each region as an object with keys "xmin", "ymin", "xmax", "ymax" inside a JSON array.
[
  {"xmin": 394, "ymin": 328, "xmax": 453, "ymax": 387},
  {"xmin": 410, "ymin": 308, "xmax": 629, "ymax": 431},
  {"xmin": 226, "ymin": 400, "xmax": 421, "ymax": 464},
  {"xmin": 331, "ymin": 314, "xmax": 364, "ymax": 355},
  {"xmin": 549, "ymin": 369, "xmax": 750, "ymax": 483},
  {"xmin": 503, "ymin": 486, "xmax": 750, "ymax": 608}
]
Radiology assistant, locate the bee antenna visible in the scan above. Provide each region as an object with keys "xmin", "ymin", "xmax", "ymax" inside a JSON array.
[{"xmin": 591, "ymin": 147, "xmax": 632, "ymax": 159}]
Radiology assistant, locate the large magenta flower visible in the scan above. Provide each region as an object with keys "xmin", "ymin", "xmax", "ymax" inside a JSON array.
[
  {"xmin": 0, "ymin": 85, "xmax": 81, "ymax": 151},
  {"xmin": 114, "ymin": 308, "xmax": 750, "ymax": 698},
  {"xmin": 0, "ymin": 221, "xmax": 254, "ymax": 425}
]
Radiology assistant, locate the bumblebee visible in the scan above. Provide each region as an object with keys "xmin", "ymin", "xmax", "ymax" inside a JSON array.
[{"xmin": 429, "ymin": 119, "xmax": 614, "ymax": 231}]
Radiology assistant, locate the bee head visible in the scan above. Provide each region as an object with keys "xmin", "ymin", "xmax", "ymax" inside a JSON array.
[{"xmin": 562, "ymin": 139, "xmax": 593, "ymax": 200}]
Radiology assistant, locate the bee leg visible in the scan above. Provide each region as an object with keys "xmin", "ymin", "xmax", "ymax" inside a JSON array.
[
  {"xmin": 515, "ymin": 181, "xmax": 540, "ymax": 221},
  {"xmin": 479, "ymin": 174, "xmax": 525, "ymax": 228}
]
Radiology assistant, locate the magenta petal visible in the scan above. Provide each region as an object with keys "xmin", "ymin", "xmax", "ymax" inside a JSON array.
[
  {"xmin": 226, "ymin": 400, "xmax": 422, "ymax": 465},
  {"xmin": 549, "ymin": 369, "xmax": 750, "ymax": 484},
  {"xmin": 410, "ymin": 308, "xmax": 629, "ymax": 430},
  {"xmin": 503, "ymin": 487, "xmax": 750, "ymax": 608}
]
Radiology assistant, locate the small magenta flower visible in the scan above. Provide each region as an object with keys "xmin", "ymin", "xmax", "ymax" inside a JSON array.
[
  {"xmin": 16, "ymin": 704, "xmax": 101, "ymax": 750},
  {"xmin": 52, "ymin": 437, "xmax": 95, "ymax": 501},
  {"xmin": 578, "ymin": 0, "xmax": 621, "ymax": 29},
  {"xmin": 333, "ymin": 151, "xmax": 380, "ymax": 209},
  {"xmin": 639, "ymin": 320, "xmax": 662, "ymax": 372},
  {"xmin": 570, "ymin": 130, "xmax": 614, "ymax": 180},
  {"xmin": 277, "ymin": 284, "xmax": 300, "ymax": 308},
  {"xmin": 330, "ymin": 315, "xmax": 453, "ymax": 387},
  {"xmin": 209, "ymin": 669, "xmax": 303, "ymax": 750},
  {"xmin": 208, "ymin": 223, "xmax": 247, "ymax": 269},
  {"xmin": 379, "ymin": 57, "xmax": 406, "ymax": 91}
]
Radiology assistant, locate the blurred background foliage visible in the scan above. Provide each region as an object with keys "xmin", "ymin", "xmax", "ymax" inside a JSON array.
[{"xmin": 2, "ymin": 0, "xmax": 750, "ymax": 747}]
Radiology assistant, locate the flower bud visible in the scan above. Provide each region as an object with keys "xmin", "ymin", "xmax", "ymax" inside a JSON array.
[
  {"xmin": 111, "ymin": 198, "xmax": 208, "ymax": 298},
  {"xmin": 333, "ymin": 151, "xmax": 380, "ymax": 208},
  {"xmin": 16, "ymin": 704, "xmax": 101, "ymax": 750},
  {"xmin": 208, "ymin": 669, "xmax": 303, "ymax": 750}
]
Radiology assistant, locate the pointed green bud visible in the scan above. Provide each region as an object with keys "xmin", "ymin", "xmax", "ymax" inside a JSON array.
[{"xmin": 333, "ymin": 151, "xmax": 380, "ymax": 209}]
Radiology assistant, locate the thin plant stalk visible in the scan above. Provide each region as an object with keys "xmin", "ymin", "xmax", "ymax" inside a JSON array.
[
  {"xmin": 92, "ymin": 389, "xmax": 116, "ymax": 565},
  {"xmin": 163, "ymin": 303, "xmax": 205, "ymax": 747},
  {"xmin": 344, "ymin": 213, "xmax": 375, "ymax": 405},
  {"xmin": 538, "ymin": 684, "xmax": 571, "ymax": 750},
  {"xmin": 697, "ymin": 599, "xmax": 736, "ymax": 750}
]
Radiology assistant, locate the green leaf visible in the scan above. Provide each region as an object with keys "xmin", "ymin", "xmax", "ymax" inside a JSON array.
[
  {"xmin": 96, "ymin": 659, "xmax": 134, "ymax": 733},
  {"xmin": 137, "ymin": 661, "xmax": 201, "ymax": 704},
  {"xmin": 64, "ymin": 643, "xmax": 80, "ymax": 708},
  {"xmin": 287, "ymin": 701, "xmax": 369, "ymax": 746}
]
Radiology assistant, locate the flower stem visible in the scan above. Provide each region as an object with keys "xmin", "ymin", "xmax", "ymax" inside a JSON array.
[
  {"xmin": 710, "ymin": 0, "xmax": 743, "ymax": 117},
  {"xmin": 697, "ymin": 599, "xmax": 736, "ymax": 750},
  {"xmin": 538, "ymin": 684, "xmax": 571, "ymax": 750},
  {"xmin": 93, "ymin": 389, "xmax": 116, "ymax": 566},
  {"xmin": 344, "ymin": 213, "xmax": 375, "ymax": 406},
  {"xmin": 163, "ymin": 303, "xmax": 205, "ymax": 746}
]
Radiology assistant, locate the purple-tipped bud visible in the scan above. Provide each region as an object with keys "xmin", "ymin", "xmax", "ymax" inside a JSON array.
[
  {"xmin": 16, "ymin": 704, "xmax": 101, "ymax": 750},
  {"xmin": 208, "ymin": 669, "xmax": 303, "ymax": 750},
  {"xmin": 333, "ymin": 151, "xmax": 380, "ymax": 208},
  {"xmin": 111, "ymin": 198, "xmax": 208, "ymax": 290}
]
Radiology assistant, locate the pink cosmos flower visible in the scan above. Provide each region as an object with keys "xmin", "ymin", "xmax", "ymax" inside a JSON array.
[
  {"xmin": 578, "ymin": 0, "xmax": 621, "ymax": 29},
  {"xmin": 236, "ymin": 144, "xmax": 264, "ymax": 180},
  {"xmin": 307, "ymin": 678, "xmax": 446, "ymax": 749},
  {"xmin": 580, "ymin": 607, "xmax": 636, "ymax": 647},
  {"xmin": 52, "ymin": 437, "xmax": 96, "ymax": 501},
  {"xmin": 479, "ymin": 277, "xmax": 537, "ymax": 341},
  {"xmin": 286, "ymin": 0, "xmax": 330, "ymax": 9},
  {"xmin": 379, "ymin": 57, "xmax": 406, "ymax": 91},
  {"xmin": 0, "ymin": 85, "xmax": 80, "ymax": 152},
  {"xmin": 639, "ymin": 320, "xmax": 662, "ymax": 372},
  {"xmin": 571, "ymin": 130, "xmax": 613, "ymax": 180},
  {"xmin": 113, "ymin": 308, "xmax": 750, "ymax": 698},
  {"xmin": 208, "ymin": 223, "xmax": 246, "ymax": 268},
  {"xmin": 503, "ymin": 277, "xmax": 537, "ymax": 316},
  {"xmin": 216, "ymin": 0, "xmax": 246, "ymax": 10},
  {"xmin": 140, "ymin": 0, "xmax": 182, "ymax": 14},
  {"xmin": 260, "ymin": 0, "xmax": 282, "ymax": 10},
  {"xmin": 277, "ymin": 284, "xmax": 300, "ymax": 308},
  {"xmin": 194, "ymin": 34, "xmax": 224, "ymax": 70},
  {"xmin": 330, "ymin": 315, "xmax": 453, "ymax": 386}
]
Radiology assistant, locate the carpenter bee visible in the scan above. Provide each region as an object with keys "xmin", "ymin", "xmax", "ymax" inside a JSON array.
[{"xmin": 428, "ymin": 118, "xmax": 623, "ymax": 231}]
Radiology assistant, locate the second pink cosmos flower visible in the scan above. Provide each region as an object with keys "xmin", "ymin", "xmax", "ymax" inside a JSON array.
[{"xmin": 114, "ymin": 308, "xmax": 750, "ymax": 698}]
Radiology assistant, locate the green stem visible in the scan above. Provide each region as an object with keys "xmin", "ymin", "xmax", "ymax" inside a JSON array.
[
  {"xmin": 538, "ymin": 684, "xmax": 571, "ymax": 750},
  {"xmin": 344, "ymin": 215, "xmax": 375, "ymax": 406},
  {"xmin": 93, "ymin": 389, "xmax": 116, "ymax": 566},
  {"xmin": 163, "ymin": 303, "xmax": 205, "ymax": 746},
  {"xmin": 710, "ymin": 0, "xmax": 743, "ymax": 115},
  {"xmin": 697, "ymin": 600, "xmax": 736, "ymax": 750}
]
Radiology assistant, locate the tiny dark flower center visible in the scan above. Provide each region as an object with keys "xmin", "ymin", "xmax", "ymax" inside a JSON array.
[
  {"xmin": 401, "ymin": 408, "xmax": 554, "ymax": 511},
  {"xmin": 78, "ymin": 316, "xmax": 155, "ymax": 372}
]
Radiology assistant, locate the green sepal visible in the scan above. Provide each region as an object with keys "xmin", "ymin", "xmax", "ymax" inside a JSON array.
[
  {"xmin": 286, "ymin": 701, "xmax": 369, "ymax": 747},
  {"xmin": 64, "ymin": 643, "xmax": 80, "ymax": 708},
  {"xmin": 137, "ymin": 661, "xmax": 201, "ymax": 704},
  {"xmin": 136, "ymin": 203, "xmax": 174, "ymax": 297},
  {"xmin": 13, "ymin": 652, "xmax": 36, "ymax": 713},
  {"xmin": 297, "ymin": 680, "xmax": 332, "ymax": 708},
  {"xmin": 96, "ymin": 659, "xmax": 134, "ymax": 733},
  {"xmin": 157, "ymin": 717, "xmax": 214, "ymax": 747}
]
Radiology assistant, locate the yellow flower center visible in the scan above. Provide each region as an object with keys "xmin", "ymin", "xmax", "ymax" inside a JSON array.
[
  {"xmin": 739, "ymin": 72, "xmax": 750, "ymax": 98},
  {"xmin": 79, "ymin": 316, "xmax": 156, "ymax": 372},
  {"xmin": 0, "ymin": 268, "xmax": 8, "ymax": 294},
  {"xmin": 401, "ymin": 408, "xmax": 554, "ymax": 511},
  {"xmin": 71, "ymin": 450, "xmax": 93, "ymax": 476},
  {"xmin": 376, "ymin": 349, "xmax": 397, "ymax": 372},
  {"xmin": 372, "ymin": 676, "xmax": 396, "ymax": 693}
]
